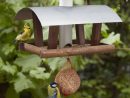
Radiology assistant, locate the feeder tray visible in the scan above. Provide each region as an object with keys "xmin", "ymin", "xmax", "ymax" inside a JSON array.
[{"xmin": 15, "ymin": 5, "xmax": 122, "ymax": 58}]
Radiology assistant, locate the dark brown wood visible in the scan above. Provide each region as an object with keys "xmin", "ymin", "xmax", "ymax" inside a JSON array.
[
  {"xmin": 91, "ymin": 23, "xmax": 102, "ymax": 45},
  {"xmin": 20, "ymin": 43, "xmax": 41, "ymax": 54},
  {"xmin": 21, "ymin": 43, "xmax": 115, "ymax": 58},
  {"xmin": 21, "ymin": 39, "xmax": 91, "ymax": 46},
  {"xmin": 85, "ymin": 0, "xmax": 90, "ymax": 4},
  {"xmin": 32, "ymin": 13, "xmax": 43, "ymax": 47},
  {"xmin": 75, "ymin": 24, "xmax": 85, "ymax": 45},
  {"xmin": 87, "ymin": 0, "xmax": 90, "ymax": 4},
  {"xmin": 48, "ymin": 26, "xmax": 59, "ymax": 49},
  {"xmin": 0, "ymin": 83, "xmax": 9, "ymax": 98}
]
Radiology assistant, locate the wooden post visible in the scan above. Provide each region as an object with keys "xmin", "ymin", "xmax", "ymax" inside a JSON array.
[
  {"xmin": 91, "ymin": 23, "xmax": 102, "ymax": 45},
  {"xmin": 75, "ymin": 24, "xmax": 85, "ymax": 45},
  {"xmin": 59, "ymin": 0, "xmax": 73, "ymax": 48},
  {"xmin": 48, "ymin": 26, "xmax": 59, "ymax": 49},
  {"xmin": 32, "ymin": 13, "xmax": 43, "ymax": 47}
]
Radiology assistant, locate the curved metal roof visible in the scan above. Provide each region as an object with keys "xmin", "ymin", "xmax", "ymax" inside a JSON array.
[{"xmin": 15, "ymin": 5, "xmax": 122, "ymax": 26}]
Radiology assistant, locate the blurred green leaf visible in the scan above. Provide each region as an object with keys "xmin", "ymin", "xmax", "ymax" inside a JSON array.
[
  {"xmin": 1, "ymin": 65, "xmax": 17, "ymax": 75},
  {"xmin": 0, "ymin": 0, "xmax": 130, "ymax": 98},
  {"xmin": 101, "ymin": 24, "xmax": 109, "ymax": 38},
  {"xmin": 74, "ymin": 0, "xmax": 84, "ymax": 5},
  {"xmin": 100, "ymin": 32, "xmax": 122, "ymax": 45},
  {"xmin": 84, "ymin": 24, "xmax": 92, "ymax": 40},
  {"xmin": 14, "ymin": 55, "xmax": 42, "ymax": 72},
  {"xmin": 2, "ymin": 44, "xmax": 15, "ymax": 56},
  {"xmin": 117, "ymin": 50, "xmax": 128, "ymax": 58},
  {"xmin": 0, "ymin": 57, "xmax": 4, "ymax": 68},
  {"xmin": 121, "ymin": 88, "xmax": 130, "ymax": 94},
  {"xmin": 13, "ymin": 72, "xmax": 35, "ymax": 93},
  {"xmin": 82, "ymin": 80, "xmax": 97, "ymax": 88},
  {"xmin": 29, "ymin": 67, "xmax": 50, "ymax": 80},
  {"xmin": 6, "ymin": 85, "xmax": 19, "ymax": 98},
  {"xmin": 97, "ymin": 90, "xmax": 107, "ymax": 97},
  {"xmin": 46, "ymin": 57, "xmax": 66, "ymax": 71}
]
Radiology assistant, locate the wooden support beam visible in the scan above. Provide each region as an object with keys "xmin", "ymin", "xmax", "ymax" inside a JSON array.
[
  {"xmin": 20, "ymin": 39, "xmax": 90, "ymax": 47},
  {"xmin": 19, "ymin": 43, "xmax": 115, "ymax": 58},
  {"xmin": 91, "ymin": 23, "xmax": 102, "ymax": 45},
  {"xmin": 48, "ymin": 26, "xmax": 59, "ymax": 49},
  {"xmin": 32, "ymin": 13, "xmax": 43, "ymax": 47},
  {"xmin": 75, "ymin": 24, "xmax": 85, "ymax": 45}
]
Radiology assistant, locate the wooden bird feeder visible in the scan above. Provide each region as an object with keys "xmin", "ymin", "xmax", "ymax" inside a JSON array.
[{"xmin": 15, "ymin": 5, "xmax": 122, "ymax": 58}]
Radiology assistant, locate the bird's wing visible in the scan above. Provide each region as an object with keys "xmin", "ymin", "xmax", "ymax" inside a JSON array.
[
  {"xmin": 48, "ymin": 92, "xmax": 57, "ymax": 98},
  {"xmin": 16, "ymin": 34, "xmax": 22, "ymax": 40},
  {"xmin": 56, "ymin": 87, "xmax": 61, "ymax": 98}
]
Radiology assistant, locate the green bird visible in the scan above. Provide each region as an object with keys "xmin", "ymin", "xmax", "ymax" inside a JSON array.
[{"xmin": 48, "ymin": 82, "xmax": 61, "ymax": 98}]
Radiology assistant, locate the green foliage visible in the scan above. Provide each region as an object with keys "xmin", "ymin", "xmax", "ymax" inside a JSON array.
[
  {"xmin": 13, "ymin": 72, "xmax": 35, "ymax": 93},
  {"xmin": 14, "ymin": 55, "xmax": 42, "ymax": 72},
  {"xmin": 100, "ymin": 32, "xmax": 122, "ymax": 46},
  {"xmin": 2, "ymin": 44, "xmax": 15, "ymax": 56},
  {"xmin": 84, "ymin": 24, "xmax": 93, "ymax": 40},
  {"xmin": 6, "ymin": 85, "xmax": 19, "ymax": 98},
  {"xmin": 1, "ymin": 64, "xmax": 17, "ymax": 75},
  {"xmin": 46, "ymin": 57, "xmax": 66, "ymax": 71},
  {"xmin": 0, "ymin": 0, "xmax": 130, "ymax": 98},
  {"xmin": 29, "ymin": 67, "xmax": 50, "ymax": 79},
  {"xmin": 74, "ymin": 0, "xmax": 84, "ymax": 5}
]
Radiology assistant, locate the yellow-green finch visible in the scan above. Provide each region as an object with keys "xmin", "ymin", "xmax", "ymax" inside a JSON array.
[{"xmin": 16, "ymin": 23, "xmax": 32, "ymax": 41}]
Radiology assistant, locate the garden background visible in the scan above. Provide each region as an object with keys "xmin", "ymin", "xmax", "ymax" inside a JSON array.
[{"xmin": 0, "ymin": 0, "xmax": 130, "ymax": 98}]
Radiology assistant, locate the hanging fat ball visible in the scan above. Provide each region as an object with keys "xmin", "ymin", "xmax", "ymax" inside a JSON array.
[
  {"xmin": 55, "ymin": 58, "xmax": 80, "ymax": 96},
  {"xmin": 48, "ymin": 82, "xmax": 61, "ymax": 98},
  {"xmin": 15, "ymin": 23, "xmax": 32, "ymax": 42}
]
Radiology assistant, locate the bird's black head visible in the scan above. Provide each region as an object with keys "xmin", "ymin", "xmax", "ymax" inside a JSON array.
[{"xmin": 50, "ymin": 82, "xmax": 57, "ymax": 88}]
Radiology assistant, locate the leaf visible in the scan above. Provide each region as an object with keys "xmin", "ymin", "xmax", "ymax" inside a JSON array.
[
  {"xmin": 97, "ymin": 90, "xmax": 107, "ymax": 97},
  {"xmin": 101, "ymin": 24, "xmax": 109, "ymax": 33},
  {"xmin": 74, "ymin": 0, "xmax": 84, "ymax": 5},
  {"xmin": 0, "ymin": 58, "xmax": 6, "ymax": 83},
  {"xmin": 1, "ymin": 65, "xmax": 17, "ymax": 75},
  {"xmin": 43, "ymin": 27, "xmax": 49, "ymax": 40},
  {"xmin": 113, "ymin": 82, "xmax": 124, "ymax": 89},
  {"xmin": 84, "ymin": 24, "xmax": 92, "ymax": 40},
  {"xmin": 0, "ymin": 57, "xmax": 4, "ymax": 68},
  {"xmin": 2, "ymin": 44, "xmax": 15, "ymax": 56},
  {"xmin": 13, "ymin": 72, "xmax": 35, "ymax": 93},
  {"xmin": 14, "ymin": 55, "xmax": 42, "ymax": 72},
  {"xmin": 100, "ymin": 32, "xmax": 122, "ymax": 45},
  {"xmin": 71, "ymin": 56, "xmax": 87, "ymax": 70},
  {"xmin": 46, "ymin": 57, "xmax": 66, "ymax": 71},
  {"xmin": 50, "ymin": 0, "xmax": 57, "ymax": 5},
  {"xmin": 121, "ymin": 88, "xmax": 130, "ymax": 94},
  {"xmin": 101, "ymin": 24, "xmax": 109, "ymax": 38},
  {"xmin": 82, "ymin": 80, "xmax": 97, "ymax": 88},
  {"xmin": 29, "ymin": 67, "xmax": 50, "ymax": 80},
  {"xmin": 117, "ymin": 50, "xmax": 128, "ymax": 58},
  {"xmin": 31, "ymin": 88, "xmax": 47, "ymax": 98},
  {"xmin": 6, "ymin": 85, "xmax": 19, "ymax": 98},
  {"xmin": 6, "ymin": 0, "xmax": 26, "ymax": 12},
  {"xmin": 0, "ymin": 72, "xmax": 5, "ymax": 83}
]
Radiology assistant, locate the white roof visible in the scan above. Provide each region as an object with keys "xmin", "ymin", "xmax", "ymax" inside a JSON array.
[{"xmin": 15, "ymin": 5, "xmax": 122, "ymax": 26}]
